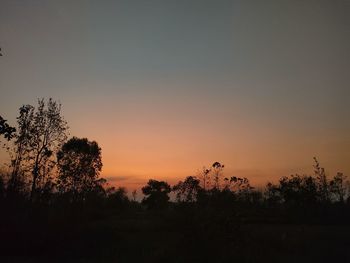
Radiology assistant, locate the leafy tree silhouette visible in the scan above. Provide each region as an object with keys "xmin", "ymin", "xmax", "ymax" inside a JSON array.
[
  {"xmin": 142, "ymin": 179, "xmax": 171, "ymax": 209},
  {"xmin": 105, "ymin": 186, "xmax": 129, "ymax": 209},
  {"xmin": 173, "ymin": 176, "xmax": 201, "ymax": 203},
  {"xmin": 329, "ymin": 172, "xmax": 347, "ymax": 203},
  {"xmin": 57, "ymin": 137, "xmax": 104, "ymax": 202},
  {"xmin": 225, "ymin": 176, "xmax": 252, "ymax": 193},
  {"xmin": 0, "ymin": 116, "xmax": 16, "ymax": 141},
  {"xmin": 278, "ymin": 174, "xmax": 318, "ymax": 207}
]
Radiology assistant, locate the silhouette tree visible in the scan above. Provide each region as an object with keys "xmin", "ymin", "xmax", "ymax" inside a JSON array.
[
  {"xmin": 142, "ymin": 179, "xmax": 171, "ymax": 209},
  {"xmin": 8, "ymin": 99, "xmax": 68, "ymax": 200},
  {"xmin": 198, "ymin": 166, "xmax": 211, "ymax": 191},
  {"xmin": 313, "ymin": 157, "xmax": 329, "ymax": 202},
  {"xmin": 211, "ymin": 162, "xmax": 224, "ymax": 189},
  {"xmin": 57, "ymin": 137, "xmax": 103, "ymax": 202},
  {"xmin": 0, "ymin": 169, "xmax": 7, "ymax": 200},
  {"xmin": 278, "ymin": 174, "xmax": 318, "ymax": 206},
  {"xmin": 0, "ymin": 116, "xmax": 16, "ymax": 141},
  {"xmin": 226, "ymin": 176, "xmax": 252, "ymax": 193},
  {"xmin": 0, "ymin": 117, "xmax": 17, "ymax": 193},
  {"xmin": 7, "ymin": 105, "xmax": 34, "ymax": 195},
  {"xmin": 173, "ymin": 176, "xmax": 201, "ymax": 203},
  {"xmin": 265, "ymin": 182, "xmax": 282, "ymax": 205},
  {"xmin": 106, "ymin": 186, "xmax": 129, "ymax": 209},
  {"xmin": 329, "ymin": 172, "xmax": 347, "ymax": 203}
]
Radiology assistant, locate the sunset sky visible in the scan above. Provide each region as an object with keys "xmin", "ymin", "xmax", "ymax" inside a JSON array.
[{"xmin": 0, "ymin": 0, "xmax": 349, "ymax": 190}]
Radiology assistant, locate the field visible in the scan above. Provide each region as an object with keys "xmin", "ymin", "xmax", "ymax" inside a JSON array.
[{"xmin": 1, "ymin": 208, "xmax": 350, "ymax": 263}]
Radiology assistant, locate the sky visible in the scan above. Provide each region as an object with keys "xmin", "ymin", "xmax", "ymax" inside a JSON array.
[{"xmin": 0, "ymin": 0, "xmax": 349, "ymax": 190}]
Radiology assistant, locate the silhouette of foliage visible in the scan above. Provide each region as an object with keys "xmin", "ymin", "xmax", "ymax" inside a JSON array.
[
  {"xmin": 278, "ymin": 174, "xmax": 318, "ymax": 206},
  {"xmin": 173, "ymin": 176, "xmax": 201, "ymax": 203},
  {"xmin": 329, "ymin": 172, "xmax": 348, "ymax": 203},
  {"xmin": 0, "ymin": 116, "xmax": 16, "ymax": 141},
  {"xmin": 211, "ymin": 161, "xmax": 224, "ymax": 189},
  {"xmin": 57, "ymin": 137, "xmax": 104, "ymax": 202},
  {"xmin": 6, "ymin": 105, "xmax": 33, "ymax": 196},
  {"xmin": 313, "ymin": 157, "xmax": 330, "ymax": 202},
  {"xmin": 1, "ymin": 100, "xmax": 350, "ymax": 262},
  {"xmin": 225, "ymin": 176, "xmax": 252, "ymax": 193},
  {"xmin": 7, "ymin": 99, "xmax": 68, "ymax": 200},
  {"xmin": 142, "ymin": 179, "xmax": 171, "ymax": 209},
  {"xmin": 104, "ymin": 186, "xmax": 130, "ymax": 210},
  {"xmin": 198, "ymin": 166, "xmax": 211, "ymax": 191}
]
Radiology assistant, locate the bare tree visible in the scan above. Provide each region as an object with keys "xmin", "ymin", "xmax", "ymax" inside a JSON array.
[
  {"xmin": 8, "ymin": 105, "xmax": 35, "ymax": 194},
  {"xmin": 10, "ymin": 99, "xmax": 68, "ymax": 200},
  {"xmin": 313, "ymin": 157, "xmax": 329, "ymax": 202},
  {"xmin": 211, "ymin": 162, "xmax": 224, "ymax": 190},
  {"xmin": 198, "ymin": 166, "xmax": 211, "ymax": 191}
]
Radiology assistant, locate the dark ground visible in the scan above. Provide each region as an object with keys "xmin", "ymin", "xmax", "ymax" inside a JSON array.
[{"xmin": 1, "ymin": 208, "xmax": 350, "ymax": 263}]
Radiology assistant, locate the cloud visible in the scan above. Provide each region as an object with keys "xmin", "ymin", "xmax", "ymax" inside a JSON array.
[{"xmin": 104, "ymin": 176, "xmax": 132, "ymax": 182}]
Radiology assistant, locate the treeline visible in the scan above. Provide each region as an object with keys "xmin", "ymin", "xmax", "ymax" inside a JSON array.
[
  {"xmin": 1, "ymin": 99, "xmax": 107, "ymax": 204},
  {"xmin": 141, "ymin": 159, "xmax": 350, "ymax": 223},
  {"xmin": 0, "ymin": 98, "xmax": 349, "ymax": 223},
  {"xmin": 1, "ymin": 99, "xmax": 350, "ymax": 262}
]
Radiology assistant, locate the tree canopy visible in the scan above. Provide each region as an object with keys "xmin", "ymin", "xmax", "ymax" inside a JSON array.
[
  {"xmin": 0, "ymin": 116, "xmax": 16, "ymax": 141},
  {"xmin": 57, "ymin": 137, "xmax": 104, "ymax": 201},
  {"xmin": 142, "ymin": 179, "xmax": 171, "ymax": 209}
]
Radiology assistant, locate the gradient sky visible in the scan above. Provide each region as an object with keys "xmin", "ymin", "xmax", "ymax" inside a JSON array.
[{"xmin": 0, "ymin": 0, "xmax": 349, "ymax": 190}]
